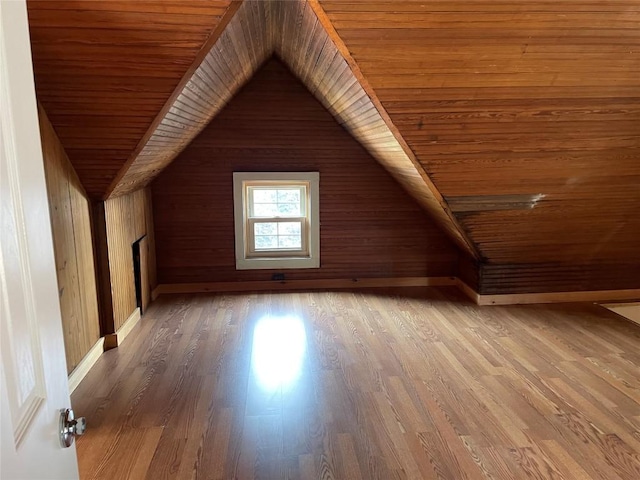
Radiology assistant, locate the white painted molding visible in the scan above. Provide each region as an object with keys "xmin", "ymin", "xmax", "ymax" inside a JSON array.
[{"xmin": 67, "ymin": 337, "xmax": 105, "ymax": 394}]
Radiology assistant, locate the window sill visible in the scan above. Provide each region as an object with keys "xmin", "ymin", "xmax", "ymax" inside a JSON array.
[{"xmin": 235, "ymin": 256, "xmax": 320, "ymax": 270}]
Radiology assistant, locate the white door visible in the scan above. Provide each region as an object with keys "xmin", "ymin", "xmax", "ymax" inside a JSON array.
[{"xmin": 0, "ymin": 0, "xmax": 80, "ymax": 478}]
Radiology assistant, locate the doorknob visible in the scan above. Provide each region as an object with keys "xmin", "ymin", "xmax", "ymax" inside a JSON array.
[{"xmin": 59, "ymin": 408, "xmax": 86, "ymax": 448}]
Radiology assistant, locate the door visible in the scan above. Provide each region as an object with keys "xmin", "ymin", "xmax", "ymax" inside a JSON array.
[{"xmin": 0, "ymin": 1, "xmax": 80, "ymax": 478}]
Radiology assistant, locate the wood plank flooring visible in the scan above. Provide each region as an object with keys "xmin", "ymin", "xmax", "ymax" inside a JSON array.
[{"xmin": 72, "ymin": 287, "xmax": 640, "ymax": 479}]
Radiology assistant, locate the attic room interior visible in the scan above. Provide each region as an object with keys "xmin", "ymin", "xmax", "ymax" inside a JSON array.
[{"xmin": 1, "ymin": 0, "xmax": 640, "ymax": 478}]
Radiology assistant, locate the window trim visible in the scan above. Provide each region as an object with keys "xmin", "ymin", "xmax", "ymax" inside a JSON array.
[{"xmin": 233, "ymin": 172, "xmax": 320, "ymax": 270}]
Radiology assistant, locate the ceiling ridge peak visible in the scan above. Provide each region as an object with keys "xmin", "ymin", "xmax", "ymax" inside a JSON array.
[{"xmin": 108, "ymin": 0, "xmax": 480, "ymax": 259}]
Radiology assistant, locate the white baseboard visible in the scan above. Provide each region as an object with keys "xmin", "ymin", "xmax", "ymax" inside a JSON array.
[{"xmin": 68, "ymin": 337, "xmax": 105, "ymax": 393}]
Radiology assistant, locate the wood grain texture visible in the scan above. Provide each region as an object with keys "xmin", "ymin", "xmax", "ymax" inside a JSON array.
[
  {"xmin": 30, "ymin": 0, "xmax": 640, "ymax": 294},
  {"xmin": 27, "ymin": 0, "xmax": 234, "ymax": 198},
  {"xmin": 481, "ymin": 262, "xmax": 640, "ymax": 295},
  {"xmin": 151, "ymin": 59, "xmax": 459, "ymax": 285},
  {"xmin": 106, "ymin": 0, "xmax": 476, "ymax": 259},
  {"xmin": 72, "ymin": 288, "xmax": 640, "ymax": 479},
  {"xmin": 318, "ymin": 0, "xmax": 640, "ymax": 291},
  {"xmin": 108, "ymin": 0, "xmax": 271, "ymax": 198},
  {"xmin": 276, "ymin": 0, "xmax": 478, "ymax": 258},
  {"xmin": 39, "ymin": 104, "xmax": 100, "ymax": 374},
  {"xmin": 104, "ymin": 188, "xmax": 156, "ymax": 331}
]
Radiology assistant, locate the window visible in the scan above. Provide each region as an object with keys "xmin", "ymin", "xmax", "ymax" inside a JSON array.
[{"xmin": 233, "ymin": 172, "xmax": 319, "ymax": 270}]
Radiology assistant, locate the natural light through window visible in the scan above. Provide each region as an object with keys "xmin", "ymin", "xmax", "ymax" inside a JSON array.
[
  {"xmin": 249, "ymin": 186, "xmax": 306, "ymax": 253},
  {"xmin": 250, "ymin": 315, "xmax": 307, "ymax": 393},
  {"xmin": 233, "ymin": 172, "xmax": 320, "ymax": 270}
]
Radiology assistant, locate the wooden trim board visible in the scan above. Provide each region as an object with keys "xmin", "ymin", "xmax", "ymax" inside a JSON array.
[
  {"xmin": 455, "ymin": 279, "xmax": 481, "ymax": 304},
  {"xmin": 153, "ymin": 277, "xmax": 457, "ymax": 296},
  {"xmin": 67, "ymin": 337, "xmax": 104, "ymax": 393},
  {"xmin": 153, "ymin": 278, "xmax": 639, "ymax": 306},
  {"xmin": 461, "ymin": 283, "xmax": 640, "ymax": 306},
  {"xmin": 600, "ymin": 302, "xmax": 640, "ymax": 326},
  {"xmin": 103, "ymin": 307, "xmax": 141, "ymax": 350}
]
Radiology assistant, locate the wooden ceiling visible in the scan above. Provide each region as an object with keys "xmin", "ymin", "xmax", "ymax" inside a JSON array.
[
  {"xmin": 318, "ymin": 0, "xmax": 640, "ymax": 277},
  {"xmin": 28, "ymin": 0, "xmax": 640, "ymax": 291},
  {"xmin": 27, "ymin": 0, "xmax": 235, "ymax": 198},
  {"xmin": 61, "ymin": 0, "xmax": 477, "ymax": 257}
]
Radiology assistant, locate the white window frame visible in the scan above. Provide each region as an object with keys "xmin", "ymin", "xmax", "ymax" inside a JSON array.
[{"xmin": 233, "ymin": 172, "xmax": 320, "ymax": 270}]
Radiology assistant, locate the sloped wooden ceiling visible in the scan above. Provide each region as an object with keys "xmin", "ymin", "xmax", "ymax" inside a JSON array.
[
  {"xmin": 102, "ymin": 0, "xmax": 477, "ymax": 258},
  {"xmin": 29, "ymin": 0, "xmax": 640, "ymax": 291},
  {"xmin": 27, "ymin": 0, "xmax": 238, "ymax": 198},
  {"xmin": 318, "ymin": 0, "xmax": 640, "ymax": 292},
  {"xmin": 28, "ymin": 0, "xmax": 476, "ymax": 257}
]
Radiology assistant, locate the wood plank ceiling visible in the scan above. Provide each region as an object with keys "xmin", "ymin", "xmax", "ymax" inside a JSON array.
[
  {"xmin": 318, "ymin": 0, "xmax": 640, "ymax": 291},
  {"xmin": 28, "ymin": 0, "xmax": 640, "ymax": 291},
  {"xmin": 27, "ymin": 0, "xmax": 235, "ymax": 198},
  {"xmin": 27, "ymin": 0, "xmax": 478, "ymax": 257}
]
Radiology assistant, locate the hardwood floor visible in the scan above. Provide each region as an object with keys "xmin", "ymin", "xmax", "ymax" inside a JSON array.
[{"xmin": 72, "ymin": 288, "xmax": 640, "ymax": 479}]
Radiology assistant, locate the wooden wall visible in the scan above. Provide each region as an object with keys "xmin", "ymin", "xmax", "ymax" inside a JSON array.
[
  {"xmin": 103, "ymin": 188, "xmax": 156, "ymax": 331},
  {"xmin": 39, "ymin": 105, "xmax": 100, "ymax": 374},
  {"xmin": 152, "ymin": 59, "xmax": 459, "ymax": 285},
  {"xmin": 480, "ymin": 262, "xmax": 640, "ymax": 295}
]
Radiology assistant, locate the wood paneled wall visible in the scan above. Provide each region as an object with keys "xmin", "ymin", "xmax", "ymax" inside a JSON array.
[
  {"xmin": 458, "ymin": 254, "xmax": 480, "ymax": 293},
  {"xmin": 103, "ymin": 188, "xmax": 156, "ymax": 331},
  {"xmin": 152, "ymin": 59, "xmax": 459, "ymax": 285},
  {"xmin": 480, "ymin": 262, "xmax": 640, "ymax": 295},
  {"xmin": 39, "ymin": 105, "xmax": 100, "ymax": 374}
]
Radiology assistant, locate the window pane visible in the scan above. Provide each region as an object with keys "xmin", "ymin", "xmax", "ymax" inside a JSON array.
[
  {"xmin": 254, "ymin": 222, "xmax": 277, "ymax": 236},
  {"xmin": 277, "ymin": 203, "xmax": 300, "ymax": 216},
  {"xmin": 278, "ymin": 236, "xmax": 302, "ymax": 249},
  {"xmin": 278, "ymin": 222, "xmax": 301, "ymax": 236},
  {"xmin": 277, "ymin": 189, "xmax": 300, "ymax": 203},
  {"xmin": 253, "ymin": 189, "xmax": 278, "ymax": 203},
  {"xmin": 255, "ymin": 236, "xmax": 278, "ymax": 250},
  {"xmin": 253, "ymin": 203, "xmax": 278, "ymax": 217}
]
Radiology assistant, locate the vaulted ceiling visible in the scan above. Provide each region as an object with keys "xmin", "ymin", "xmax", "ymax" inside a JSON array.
[{"xmin": 27, "ymin": 0, "xmax": 640, "ymax": 287}]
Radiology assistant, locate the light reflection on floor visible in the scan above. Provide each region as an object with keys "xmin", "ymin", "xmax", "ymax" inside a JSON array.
[{"xmin": 250, "ymin": 314, "xmax": 307, "ymax": 393}]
